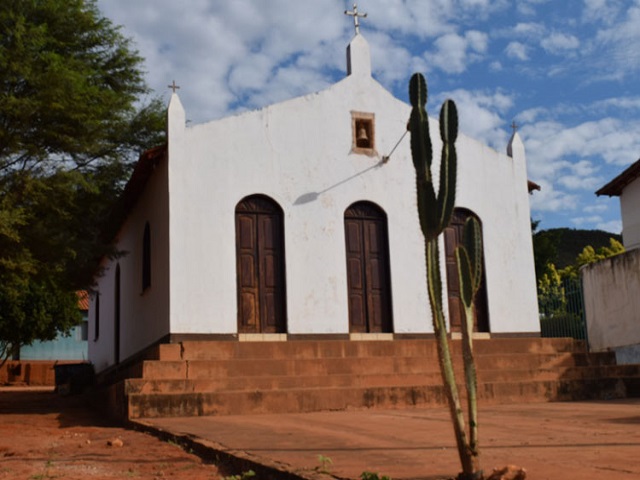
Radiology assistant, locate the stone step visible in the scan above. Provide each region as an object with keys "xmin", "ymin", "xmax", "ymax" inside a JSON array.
[
  {"xmin": 126, "ymin": 376, "xmax": 640, "ymax": 419},
  {"xmin": 124, "ymin": 364, "xmax": 640, "ymax": 395},
  {"xmin": 108, "ymin": 338, "xmax": 637, "ymax": 419},
  {"xmin": 150, "ymin": 338, "xmax": 589, "ymax": 362},
  {"xmin": 138, "ymin": 351, "xmax": 616, "ymax": 380}
]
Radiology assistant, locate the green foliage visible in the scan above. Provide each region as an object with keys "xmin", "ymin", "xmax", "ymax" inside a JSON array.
[
  {"xmin": 531, "ymin": 220, "xmax": 559, "ymax": 280},
  {"xmin": 0, "ymin": 0, "xmax": 166, "ymax": 361},
  {"xmin": 576, "ymin": 237, "xmax": 624, "ymax": 265},
  {"xmin": 537, "ymin": 238, "xmax": 623, "ymax": 340},
  {"xmin": 316, "ymin": 454, "xmax": 333, "ymax": 473},
  {"xmin": 408, "ymin": 72, "xmax": 480, "ymax": 479},
  {"xmin": 223, "ymin": 470, "xmax": 255, "ymax": 480},
  {"xmin": 537, "ymin": 263, "xmax": 565, "ymax": 316},
  {"xmin": 360, "ymin": 472, "xmax": 391, "ymax": 480},
  {"xmin": 532, "ymin": 225, "xmax": 622, "ymax": 274}
]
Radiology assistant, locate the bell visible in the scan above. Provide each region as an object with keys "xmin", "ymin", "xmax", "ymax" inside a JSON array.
[{"xmin": 357, "ymin": 125, "xmax": 369, "ymax": 146}]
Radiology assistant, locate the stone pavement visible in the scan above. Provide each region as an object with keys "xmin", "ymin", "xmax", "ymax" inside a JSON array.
[{"xmin": 136, "ymin": 398, "xmax": 640, "ymax": 480}]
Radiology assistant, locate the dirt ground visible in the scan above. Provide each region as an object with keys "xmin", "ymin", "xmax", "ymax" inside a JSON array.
[
  {"xmin": 3, "ymin": 387, "xmax": 640, "ymax": 480},
  {"xmin": 0, "ymin": 387, "xmax": 226, "ymax": 480}
]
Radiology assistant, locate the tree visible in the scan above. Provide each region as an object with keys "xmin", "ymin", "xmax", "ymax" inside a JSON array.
[
  {"xmin": 531, "ymin": 219, "xmax": 559, "ymax": 280},
  {"xmin": 0, "ymin": 0, "xmax": 166, "ymax": 362},
  {"xmin": 537, "ymin": 238, "xmax": 624, "ymax": 339}
]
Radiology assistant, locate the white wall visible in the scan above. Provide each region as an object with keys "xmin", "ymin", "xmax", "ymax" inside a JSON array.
[
  {"xmin": 89, "ymin": 158, "xmax": 171, "ymax": 372},
  {"xmin": 456, "ymin": 133, "xmax": 539, "ymax": 333},
  {"xmin": 582, "ymin": 248, "xmax": 640, "ymax": 352},
  {"xmin": 620, "ymin": 177, "xmax": 640, "ymax": 250},
  {"xmin": 165, "ymin": 72, "xmax": 539, "ymax": 336}
]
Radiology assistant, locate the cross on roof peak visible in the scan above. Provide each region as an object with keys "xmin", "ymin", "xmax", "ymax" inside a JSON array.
[
  {"xmin": 511, "ymin": 120, "xmax": 518, "ymax": 133},
  {"xmin": 344, "ymin": 3, "xmax": 367, "ymax": 35},
  {"xmin": 168, "ymin": 80, "xmax": 180, "ymax": 93}
]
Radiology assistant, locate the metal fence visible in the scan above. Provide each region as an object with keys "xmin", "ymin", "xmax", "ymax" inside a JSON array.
[{"xmin": 538, "ymin": 277, "xmax": 587, "ymax": 340}]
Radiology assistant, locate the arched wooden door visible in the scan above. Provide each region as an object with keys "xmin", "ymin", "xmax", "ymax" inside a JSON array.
[
  {"xmin": 444, "ymin": 208, "xmax": 489, "ymax": 332},
  {"xmin": 344, "ymin": 202, "xmax": 393, "ymax": 333},
  {"xmin": 235, "ymin": 195, "xmax": 287, "ymax": 333}
]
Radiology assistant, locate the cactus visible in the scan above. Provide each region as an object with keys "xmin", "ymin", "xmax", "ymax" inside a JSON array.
[
  {"xmin": 408, "ymin": 72, "xmax": 481, "ymax": 480},
  {"xmin": 455, "ymin": 216, "xmax": 483, "ymax": 463}
]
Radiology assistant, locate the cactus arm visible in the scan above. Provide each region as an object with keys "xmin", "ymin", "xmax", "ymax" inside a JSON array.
[
  {"xmin": 428, "ymin": 238, "xmax": 473, "ymax": 474},
  {"xmin": 436, "ymin": 100, "xmax": 458, "ymax": 232},
  {"xmin": 456, "ymin": 247, "xmax": 473, "ymax": 310},
  {"xmin": 456, "ymin": 245, "xmax": 479, "ymax": 459},
  {"xmin": 409, "ymin": 73, "xmax": 433, "ymax": 174},
  {"xmin": 409, "ymin": 74, "xmax": 438, "ymax": 241},
  {"xmin": 456, "ymin": 217, "xmax": 484, "ymax": 462},
  {"xmin": 462, "ymin": 217, "xmax": 483, "ymax": 293}
]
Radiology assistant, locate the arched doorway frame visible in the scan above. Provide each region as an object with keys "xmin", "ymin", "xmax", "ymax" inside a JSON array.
[
  {"xmin": 344, "ymin": 201, "xmax": 394, "ymax": 333},
  {"xmin": 443, "ymin": 208, "xmax": 490, "ymax": 333},
  {"xmin": 235, "ymin": 194, "xmax": 287, "ymax": 334}
]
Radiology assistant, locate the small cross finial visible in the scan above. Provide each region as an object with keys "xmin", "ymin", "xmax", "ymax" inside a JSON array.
[
  {"xmin": 168, "ymin": 80, "xmax": 180, "ymax": 93},
  {"xmin": 511, "ymin": 120, "xmax": 518, "ymax": 133},
  {"xmin": 344, "ymin": 3, "xmax": 367, "ymax": 35}
]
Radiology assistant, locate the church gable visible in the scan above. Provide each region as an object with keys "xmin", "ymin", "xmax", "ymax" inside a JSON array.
[{"xmin": 89, "ymin": 12, "xmax": 539, "ymax": 372}]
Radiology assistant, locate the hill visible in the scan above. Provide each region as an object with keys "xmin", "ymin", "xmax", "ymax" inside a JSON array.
[{"xmin": 534, "ymin": 228, "xmax": 623, "ymax": 270}]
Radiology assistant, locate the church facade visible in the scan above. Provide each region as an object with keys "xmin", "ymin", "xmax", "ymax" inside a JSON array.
[{"xmin": 89, "ymin": 32, "xmax": 539, "ymax": 373}]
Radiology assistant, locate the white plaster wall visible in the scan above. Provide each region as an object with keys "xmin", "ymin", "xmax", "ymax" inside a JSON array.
[
  {"xmin": 582, "ymin": 248, "xmax": 640, "ymax": 351},
  {"xmin": 620, "ymin": 177, "xmax": 640, "ymax": 250},
  {"xmin": 88, "ymin": 159, "xmax": 171, "ymax": 372},
  {"xmin": 88, "ymin": 258, "xmax": 115, "ymax": 373},
  {"xmin": 167, "ymin": 75, "xmax": 431, "ymax": 334},
  {"xmin": 438, "ymin": 132, "xmax": 539, "ymax": 333},
  {"xmin": 166, "ymin": 72, "xmax": 540, "ymax": 335}
]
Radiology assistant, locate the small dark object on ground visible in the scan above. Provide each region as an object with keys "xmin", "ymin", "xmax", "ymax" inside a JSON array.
[{"xmin": 54, "ymin": 363, "xmax": 94, "ymax": 395}]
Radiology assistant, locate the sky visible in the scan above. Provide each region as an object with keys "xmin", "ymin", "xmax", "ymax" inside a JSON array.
[{"xmin": 96, "ymin": 0, "xmax": 640, "ymax": 234}]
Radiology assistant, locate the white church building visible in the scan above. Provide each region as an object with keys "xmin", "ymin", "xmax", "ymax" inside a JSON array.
[{"xmin": 89, "ymin": 25, "xmax": 540, "ymax": 373}]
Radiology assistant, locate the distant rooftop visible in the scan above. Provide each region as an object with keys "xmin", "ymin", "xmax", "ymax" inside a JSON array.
[{"xmin": 596, "ymin": 158, "xmax": 640, "ymax": 197}]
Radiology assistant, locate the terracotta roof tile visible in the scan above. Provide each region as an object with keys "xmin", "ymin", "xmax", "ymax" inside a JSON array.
[{"xmin": 77, "ymin": 290, "xmax": 89, "ymax": 311}]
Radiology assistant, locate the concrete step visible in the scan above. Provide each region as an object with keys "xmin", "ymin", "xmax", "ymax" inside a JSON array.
[
  {"xmin": 124, "ymin": 363, "xmax": 640, "ymax": 396},
  {"xmin": 137, "ymin": 351, "xmax": 616, "ymax": 380},
  {"xmin": 126, "ymin": 376, "xmax": 640, "ymax": 419},
  {"xmin": 111, "ymin": 338, "xmax": 637, "ymax": 419},
  {"xmin": 149, "ymin": 338, "xmax": 589, "ymax": 362}
]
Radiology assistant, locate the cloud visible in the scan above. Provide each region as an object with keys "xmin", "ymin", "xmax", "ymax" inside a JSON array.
[
  {"xmin": 516, "ymin": 0, "xmax": 552, "ymax": 16},
  {"xmin": 368, "ymin": 31, "xmax": 420, "ymax": 86},
  {"xmin": 505, "ymin": 42, "xmax": 529, "ymax": 61},
  {"xmin": 428, "ymin": 30, "xmax": 489, "ymax": 74},
  {"xmin": 596, "ymin": 219, "xmax": 622, "ymax": 234},
  {"xmin": 529, "ymin": 182, "xmax": 580, "ymax": 213},
  {"xmin": 588, "ymin": 2, "xmax": 640, "ymax": 79},
  {"xmin": 554, "ymin": 160, "xmax": 604, "ymax": 191},
  {"xmin": 540, "ymin": 33, "xmax": 579, "ymax": 55},
  {"xmin": 571, "ymin": 215, "xmax": 604, "ymax": 227},
  {"xmin": 511, "ymin": 22, "xmax": 546, "ymax": 38},
  {"xmin": 583, "ymin": 203, "xmax": 608, "ymax": 214},
  {"xmin": 569, "ymin": 214, "xmax": 621, "ymax": 234},
  {"xmin": 516, "ymin": 107, "xmax": 548, "ymax": 124},
  {"xmin": 98, "ymin": 0, "xmax": 347, "ymax": 122},
  {"xmin": 592, "ymin": 96, "xmax": 640, "ymax": 111},
  {"xmin": 523, "ymin": 118, "xmax": 640, "ymax": 181},
  {"xmin": 582, "ymin": 0, "xmax": 624, "ymax": 25},
  {"xmin": 433, "ymin": 88, "xmax": 514, "ymax": 149},
  {"xmin": 558, "ymin": 174, "xmax": 603, "ymax": 191}
]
